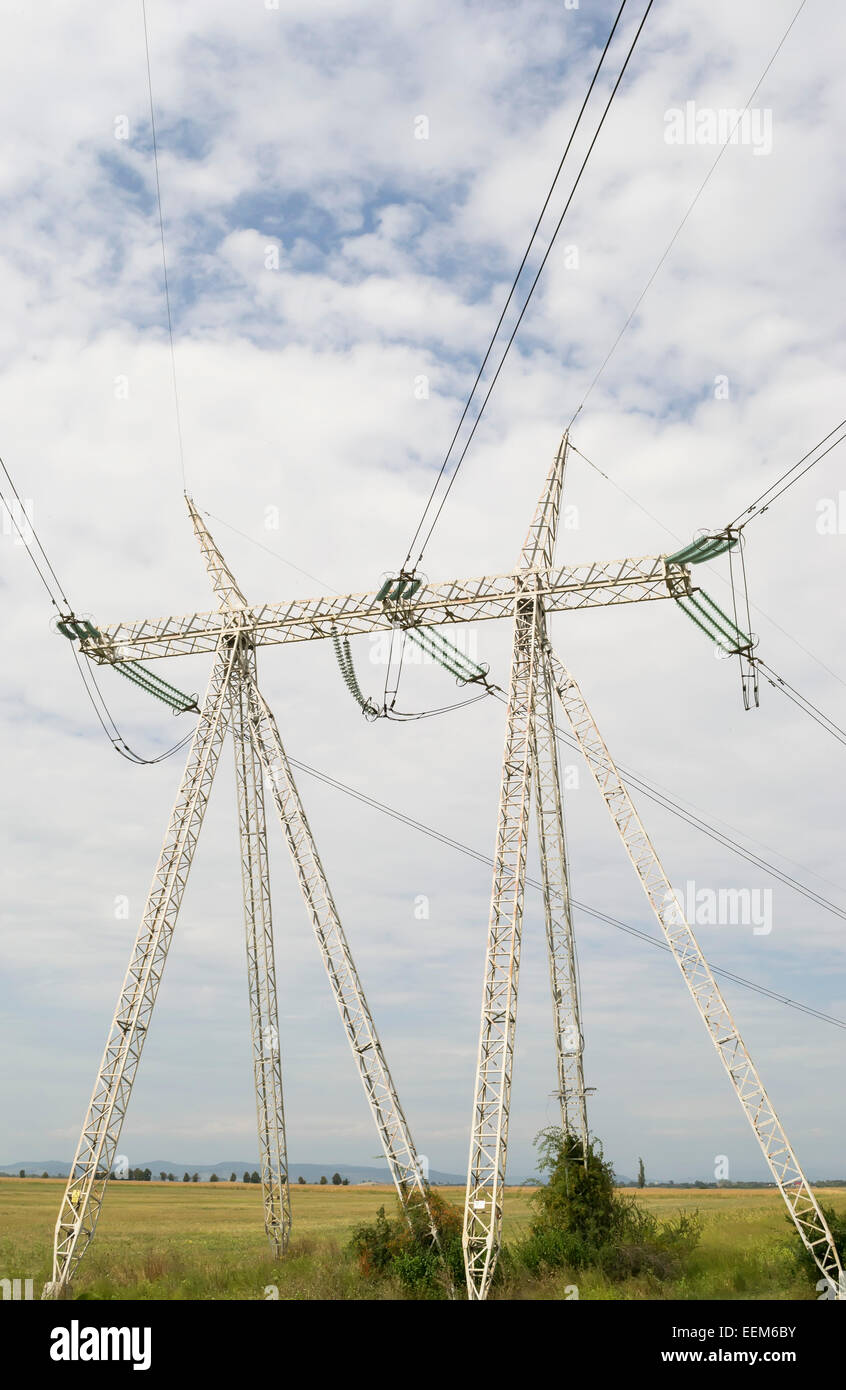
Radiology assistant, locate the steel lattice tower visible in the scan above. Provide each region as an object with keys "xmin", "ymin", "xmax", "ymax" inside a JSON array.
[
  {"xmin": 44, "ymin": 502, "xmax": 438, "ymax": 1298},
  {"xmin": 44, "ymin": 437, "xmax": 844, "ymax": 1303}
]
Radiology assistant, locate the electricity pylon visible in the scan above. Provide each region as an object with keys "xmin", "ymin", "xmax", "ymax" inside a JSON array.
[
  {"xmin": 50, "ymin": 437, "xmax": 844, "ymax": 1303},
  {"xmin": 462, "ymin": 436, "xmax": 844, "ymax": 1300},
  {"xmin": 43, "ymin": 502, "xmax": 436, "ymax": 1298}
]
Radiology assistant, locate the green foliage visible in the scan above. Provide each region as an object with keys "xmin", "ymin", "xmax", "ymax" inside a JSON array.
[
  {"xmin": 332, "ymin": 1173, "xmax": 343, "ymax": 1186},
  {"xmin": 297, "ymin": 1176, "xmax": 306, "ymax": 1185},
  {"xmin": 348, "ymin": 1190, "xmax": 463, "ymax": 1298},
  {"xmin": 513, "ymin": 1128, "xmax": 702, "ymax": 1285},
  {"xmin": 637, "ymin": 1157, "xmax": 645, "ymax": 1189},
  {"xmin": 786, "ymin": 1203, "xmax": 846, "ymax": 1294},
  {"xmin": 319, "ymin": 1175, "xmax": 328, "ymax": 1185},
  {"xmin": 210, "ymin": 1174, "xmax": 219, "ymax": 1183}
]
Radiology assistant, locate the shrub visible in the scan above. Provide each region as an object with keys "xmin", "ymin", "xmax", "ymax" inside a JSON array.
[
  {"xmin": 513, "ymin": 1127, "xmax": 701, "ymax": 1284},
  {"xmin": 348, "ymin": 1190, "xmax": 463, "ymax": 1298}
]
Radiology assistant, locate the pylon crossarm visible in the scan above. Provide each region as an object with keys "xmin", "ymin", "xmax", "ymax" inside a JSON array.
[
  {"xmin": 532, "ymin": 649, "xmax": 589, "ymax": 1151},
  {"xmin": 231, "ymin": 649, "xmax": 291, "ymax": 1254},
  {"xmin": 463, "ymin": 585, "xmax": 543, "ymax": 1301},
  {"xmin": 80, "ymin": 554, "xmax": 691, "ymax": 664},
  {"xmin": 546, "ymin": 648, "xmax": 845, "ymax": 1295},
  {"xmin": 242, "ymin": 677, "xmax": 440, "ymax": 1242},
  {"xmin": 43, "ymin": 637, "xmax": 239, "ymax": 1299}
]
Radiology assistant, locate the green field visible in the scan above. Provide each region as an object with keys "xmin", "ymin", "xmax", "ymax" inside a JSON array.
[{"xmin": 2, "ymin": 1179, "xmax": 843, "ymax": 1300}]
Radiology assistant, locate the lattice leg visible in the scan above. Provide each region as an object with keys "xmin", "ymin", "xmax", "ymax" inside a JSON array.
[
  {"xmin": 547, "ymin": 648, "xmax": 845, "ymax": 1296},
  {"xmin": 463, "ymin": 588, "xmax": 542, "ymax": 1301},
  {"xmin": 243, "ymin": 677, "xmax": 441, "ymax": 1245},
  {"xmin": 231, "ymin": 648, "xmax": 291, "ymax": 1255},
  {"xmin": 533, "ymin": 648, "xmax": 589, "ymax": 1152},
  {"xmin": 43, "ymin": 643, "xmax": 236, "ymax": 1298}
]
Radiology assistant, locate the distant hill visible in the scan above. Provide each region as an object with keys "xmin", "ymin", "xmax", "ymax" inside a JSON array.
[
  {"xmin": 1, "ymin": 1159, "xmax": 466, "ymax": 1185},
  {"xmin": 10, "ymin": 1160, "xmax": 840, "ymax": 1187}
]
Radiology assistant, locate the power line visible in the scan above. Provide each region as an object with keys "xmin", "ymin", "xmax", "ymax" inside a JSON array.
[
  {"xmin": 401, "ymin": 0, "xmax": 631, "ymax": 571},
  {"xmin": 756, "ymin": 661, "xmax": 846, "ymax": 750},
  {"xmin": 0, "ymin": 459, "xmax": 195, "ymax": 764},
  {"xmin": 404, "ymin": 0, "xmax": 656, "ymax": 573},
  {"xmin": 730, "ymin": 418, "xmax": 846, "ymax": 529},
  {"xmin": 570, "ymin": 436, "xmax": 846, "ymax": 693},
  {"xmin": 567, "ymin": 0, "xmax": 810, "ymax": 428},
  {"xmin": 0, "ymin": 457, "xmax": 71, "ymax": 611},
  {"xmin": 69, "ymin": 640, "xmax": 195, "ymax": 765},
  {"xmin": 141, "ymin": 0, "xmax": 186, "ymax": 492},
  {"xmin": 287, "ymin": 753, "xmax": 846, "ymax": 1033},
  {"xmin": 582, "ymin": 903, "xmax": 846, "ymax": 1032},
  {"xmin": 203, "ymin": 509, "xmax": 336, "ymax": 594},
  {"xmin": 569, "ymin": 440, "xmax": 676, "ymax": 541},
  {"xmin": 493, "ymin": 690, "xmax": 846, "ymax": 924}
]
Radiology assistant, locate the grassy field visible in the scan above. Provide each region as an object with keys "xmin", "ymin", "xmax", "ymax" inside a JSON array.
[{"xmin": 2, "ymin": 1178, "xmax": 843, "ymax": 1300}]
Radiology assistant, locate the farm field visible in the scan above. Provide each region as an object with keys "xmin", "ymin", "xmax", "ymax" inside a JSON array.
[{"xmin": 2, "ymin": 1179, "xmax": 843, "ymax": 1301}]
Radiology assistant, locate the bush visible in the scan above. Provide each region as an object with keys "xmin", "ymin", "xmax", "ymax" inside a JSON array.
[
  {"xmin": 513, "ymin": 1128, "xmax": 702, "ymax": 1284},
  {"xmin": 348, "ymin": 1190, "xmax": 463, "ymax": 1298}
]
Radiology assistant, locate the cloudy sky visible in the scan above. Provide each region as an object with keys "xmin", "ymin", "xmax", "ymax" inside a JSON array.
[{"xmin": 1, "ymin": 0, "xmax": 844, "ymax": 1190}]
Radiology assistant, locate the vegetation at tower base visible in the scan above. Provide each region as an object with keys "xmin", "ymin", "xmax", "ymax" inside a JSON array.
[
  {"xmin": 510, "ymin": 1128, "xmax": 702, "ymax": 1284},
  {"xmin": 348, "ymin": 1189, "xmax": 464, "ymax": 1297},
  {"xmin": 787, "ymin": 1203, "xmax": 846, "ymax": 1292}
]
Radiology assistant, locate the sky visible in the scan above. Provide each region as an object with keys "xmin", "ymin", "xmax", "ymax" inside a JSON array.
[{"xmin": 1, "ymin": 0, "xmax": 844, "ymax": 1190}]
